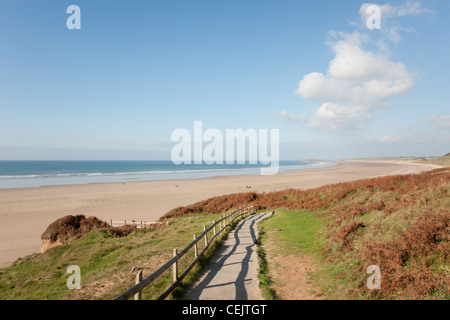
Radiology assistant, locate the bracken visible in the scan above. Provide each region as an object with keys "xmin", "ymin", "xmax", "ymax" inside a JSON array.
[{"xmin": 164, "ymin": 168, "xmax": 450, "ymax": 299}]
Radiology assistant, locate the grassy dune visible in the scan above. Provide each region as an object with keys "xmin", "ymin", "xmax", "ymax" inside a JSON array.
[
  {"xmin": 167, "ymin": 167, "xmax": 450, "ymax": 299},
  {"xmin": 0, "ymin": 213, "xmax": 228, "ymax": 300},
  {"xmin": 415, "ymin": 155, "xmax": 450, "ymax": 167},
  {"xmin": 1, "ymin": 167, "xmax": 448, "ymax": 300}
]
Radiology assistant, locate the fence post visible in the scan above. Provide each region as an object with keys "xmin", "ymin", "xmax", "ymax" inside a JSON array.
[
  {"xmin": 193, "ymin": 234, "xmax": 198, "ymax": 259},
  {"xmin": 114, "ymin": 203, "xmax": 253, "ymax": 301},
  {"xmin": 135, "ymin": 270, "xmax": 143, "ymax": 300},
  {"xmin": 173, "ymin": 248, "xmax": 178, "ymax": 282}
]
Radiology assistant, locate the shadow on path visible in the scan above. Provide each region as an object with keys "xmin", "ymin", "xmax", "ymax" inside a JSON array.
[{"xmin": 184, "ymin": 212, "xmax": 271, "ymax": 300}]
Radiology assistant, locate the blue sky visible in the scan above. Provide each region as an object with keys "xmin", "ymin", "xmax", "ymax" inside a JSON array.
[{"xmin": 0, "ymin": 0, "xmax": 449, "ymax": 160}]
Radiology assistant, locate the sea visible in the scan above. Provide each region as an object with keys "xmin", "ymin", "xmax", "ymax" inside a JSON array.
[{"xmin": 0, "ymin": 160, "xmax": 335, "ymax": 189}]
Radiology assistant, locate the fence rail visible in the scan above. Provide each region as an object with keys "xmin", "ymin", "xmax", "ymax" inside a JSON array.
[
  {"xmin": 113, "ymin": 204, "xmax": 254, "ymax": 300},
  {"xmin": 103, "ymin": 219, "xmax": 158, "ymax": 229}
]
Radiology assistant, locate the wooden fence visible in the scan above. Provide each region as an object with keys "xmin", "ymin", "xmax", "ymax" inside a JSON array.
[
  {"xmin": 113, "ymin": 204, "xmax": 255, "ymax": 300},
  {"xmin": 103, "ymin": 219, "xmax": 158, "ymax": 229}
]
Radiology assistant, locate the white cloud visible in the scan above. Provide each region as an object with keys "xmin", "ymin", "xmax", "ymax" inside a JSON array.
[
  {"xmin": 307, "ymin": 103, "xmax": 373, "ymax": 130},
  {"xmin": 359, "ymin": 0, "xmax": 431, "ymax": 44},
  {"xmin": 289, "ymin": 31, "xmax": 413, "ymax": 131},
  {"xmin": 277, "ymin": 1, "xmax": 429, "ymax": 132},
  {"xmin": 274, "ymin": 110, "xmax": 306, "ymax": 123},
  {"xmin": 368, "ymin": 135, "xmax": 406, "ymax": 142},
  {"xmin": 424, "ymin": 115, "xmax": 450, "ymax": 129},
  {"xmin": 383, "ymin": 0, "xmax": 429, "ymax": 18}
]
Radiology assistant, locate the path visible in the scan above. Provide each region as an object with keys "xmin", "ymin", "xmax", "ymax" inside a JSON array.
[{"xmin": 183, "ymin": 212, "xmax": 272, "ymax": 300}]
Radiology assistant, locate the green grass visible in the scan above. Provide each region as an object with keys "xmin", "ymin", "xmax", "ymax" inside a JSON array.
[
  {"xmin": 0, "ymin": 212, "xmax": 240, "ymax": 300},
  {"xmin": 254, "ymin": 217, "xmax": 278, "ymax": 300},
  {"xmin": 256, "ymin": 207, "xmax": 407, "ymax": 300},
  {"xmin": 257, "ymin": 209, "xmax": 326, "ymax": 299},
  {"xmin": 259, "ymin": 209, "xmax": 325, "ymax": 257},
  {"xmin": 2, "ymin": 169, "xmax": 448, "ymax": 301}
]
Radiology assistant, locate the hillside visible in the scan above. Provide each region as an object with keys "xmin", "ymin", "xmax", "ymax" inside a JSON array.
[
  {"xmin": 0, "ymin": 212, "xmax": 225, "ymax": 300},
  {"xmin": 1, "ymin": 167, "xmax": 448, "ymax": 300},
  {"xmin": 40, "ymin": 215, "xmax": 136, "ymax": 253},
  {"xmin": 413, "ymin": 153, "xmax": 450, "ymax": 167},
  {"xmin": 165, "ymin": 167, "xmax": 450, "ymax": 299},
  {"xmin": 343, "ymin": 154, "xmax": 450, "ymax": 167}
]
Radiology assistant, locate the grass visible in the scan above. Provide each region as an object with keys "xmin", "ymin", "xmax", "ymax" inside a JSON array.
[
  {"xmin": 317, "ymin": 183, "xmax": 449, "ymax": 299},
  {"xmin": 256, "ymin": 209, "xmax": 326, "ymax": 299},
  {"xmin": 254, "ymin": 215, "xmax": 278, "ymax": 300},
  {"xmin": 259, "ymin": 209, "xmax": 325, "ymax": 257},
  {"xmin": 415, "ymin": 155, "xmax": 450, "ymax": 167},
  {"xmin": 2, "ymin": 168, "xmax": 448, "ymax": 300},
  {"xmin": 0, "ymin": 212, "xmax": 239, "ymax": 300},
  {"xmin": 247, "ymin": 169, "xmax": 449, "ymax": 300}
]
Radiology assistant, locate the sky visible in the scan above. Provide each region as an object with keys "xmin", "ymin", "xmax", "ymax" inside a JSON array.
[{"xmin": 0, "ymin": 0, "xmax": 449, "ymax": 160}]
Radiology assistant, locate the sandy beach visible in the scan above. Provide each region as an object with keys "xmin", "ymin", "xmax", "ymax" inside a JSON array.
[{"xmin": 0, "ymin": 160, "xmax": 440, "ymax": 268}]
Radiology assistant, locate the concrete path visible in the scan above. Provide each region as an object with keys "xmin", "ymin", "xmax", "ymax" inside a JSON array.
[{"xmin": 183, "ymin": 212, "xmax": 272, "ymax": 300}]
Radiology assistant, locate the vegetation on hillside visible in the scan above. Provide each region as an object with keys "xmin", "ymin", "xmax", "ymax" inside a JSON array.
[
  {"xmin": 41, "ymin": 215, "xmax": 136, "ymax": 249},
  {"xmin": 416, "ymin": 154, "xmax": 450, "ymax": 167},
  {"xmin": 1, "ymin": 167, "xmax": 448, "ymax": 300},
  {"xmin": 165, "ymin": 168, "xmax": 450, "ymax": 299},
  {"xmin": 0, "ymin": 213, "xmax": 226, "ymax": 300}
]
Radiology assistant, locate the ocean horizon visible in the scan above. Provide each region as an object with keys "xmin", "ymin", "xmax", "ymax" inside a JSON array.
[{"xmin": 0, "ymin": 160, "xmax": 335, "ymax": 189}]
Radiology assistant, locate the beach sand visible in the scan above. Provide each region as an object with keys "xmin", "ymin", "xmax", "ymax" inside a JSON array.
[{"xmin": 0, "ymin": 160, "xmax": 440, "ymax": 268}]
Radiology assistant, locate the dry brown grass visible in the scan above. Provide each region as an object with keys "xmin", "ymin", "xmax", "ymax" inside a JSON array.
[
  {"xmin": 164, "ymin": 168, "xmax": 449, "ymax": 216},
  {"xmin": 165, "ymin": 168, "xmax": 450, "ymax": 299},
  {"xmin": 362, "ymin": 210, "xmax": 450, "ymax": 299},
  {"xmin": 41, "ymin": 215, "xmax": 136, "ymax": 251}
]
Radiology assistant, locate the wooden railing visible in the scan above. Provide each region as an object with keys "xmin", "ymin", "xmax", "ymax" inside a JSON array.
[
  {"xmin": 113, "ymin": 204, "xmax": 255, "ymax": 300},
  {"xmin": 103, "ymin": 219, "xmax": 158, "ymax": 229}
]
